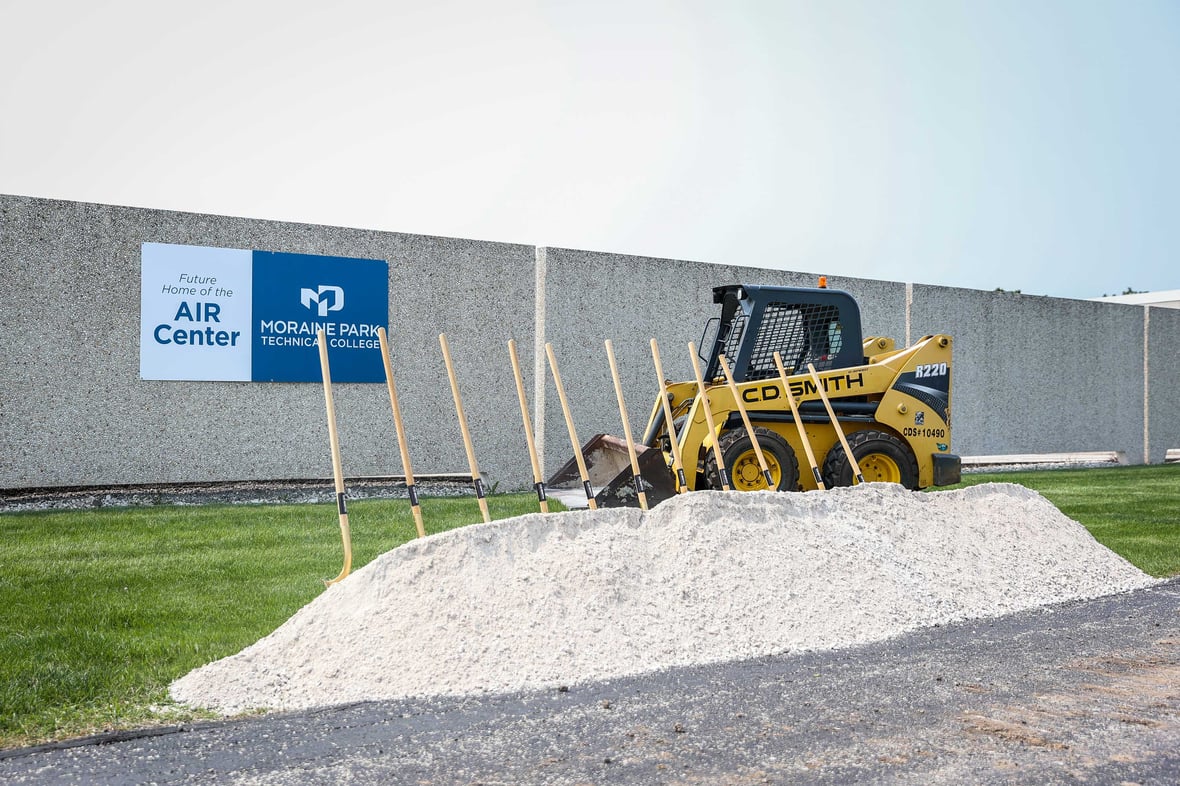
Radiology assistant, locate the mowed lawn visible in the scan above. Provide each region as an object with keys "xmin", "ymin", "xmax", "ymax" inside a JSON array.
[
  {"xmin": 0, "ymin": 494, "xmax": 552, "ymax": 749},
  {"xmin": 1, "ymin": 465, "xmax": 1177, "ymax": 749}
]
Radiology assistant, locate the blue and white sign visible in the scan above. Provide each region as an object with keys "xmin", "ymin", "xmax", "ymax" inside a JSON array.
[{"xmin": 140, "ymin": 243, "xmax": 389, "ymax": 382}]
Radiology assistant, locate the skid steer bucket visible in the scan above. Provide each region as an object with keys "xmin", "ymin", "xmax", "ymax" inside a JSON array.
[{"xmin": 547, "ymin": 434, "xmax": 678, "ymax": 509}]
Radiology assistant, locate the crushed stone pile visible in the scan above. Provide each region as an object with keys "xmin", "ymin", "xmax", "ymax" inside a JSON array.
[{"xmin": 171, "ymin": 483, "xmax": 1156, "ymax": 714}]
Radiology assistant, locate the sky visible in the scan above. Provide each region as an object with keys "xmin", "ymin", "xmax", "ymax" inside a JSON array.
[{"xmin": 2, "ymin": 0, "xmax": 1177, "ymax": 299}]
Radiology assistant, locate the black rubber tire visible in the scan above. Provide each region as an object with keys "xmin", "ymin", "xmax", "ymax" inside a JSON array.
[
  {"xmin": 822, "ymin": 429, "xmax": 919, "ymax": 489},
  {"xmin": 706, "ymin": 427, "xmax": 800, "ymax": 492}
]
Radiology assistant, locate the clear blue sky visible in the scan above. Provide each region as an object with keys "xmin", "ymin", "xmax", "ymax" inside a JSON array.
[{"xmin": 2, "ymin": 1, "xmax": 1177, "ymax": 299}]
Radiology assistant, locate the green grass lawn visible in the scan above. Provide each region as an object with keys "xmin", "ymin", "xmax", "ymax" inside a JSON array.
[
  {"xmin": 0, "ymin": 465, "xmax": 1177, "ymax": 749},
  {"xmin": 0, "ymin": 493, "xmax": 553, "ymax": 749}
]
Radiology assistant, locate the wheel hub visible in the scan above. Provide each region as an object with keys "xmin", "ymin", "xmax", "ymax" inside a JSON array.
[
  {"xmin": 860, "ymin": 453, "xmax": 902, "ymax": 484},
  {"xmin": 732, "ymin": 449, "xmax": 780, "ymax": 491}
]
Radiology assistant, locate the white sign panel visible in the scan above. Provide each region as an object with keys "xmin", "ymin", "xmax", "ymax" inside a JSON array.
[{"xmin": 140, "ymin": 243, "xmax": 253, "ymax": 381}]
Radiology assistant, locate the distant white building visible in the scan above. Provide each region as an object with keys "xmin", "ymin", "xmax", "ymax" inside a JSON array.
[{"xmin": 1091, "ymin": 290, "xmax": 1180, "ymax": 309}]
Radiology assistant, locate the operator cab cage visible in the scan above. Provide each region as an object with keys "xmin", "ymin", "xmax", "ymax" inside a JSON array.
[{"xmin": 701, "ymin": 284, "xmax": 865, "ymax": 384}]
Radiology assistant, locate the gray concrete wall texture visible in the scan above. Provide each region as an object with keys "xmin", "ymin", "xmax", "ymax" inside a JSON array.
[
  {"xmin": 910, "ymin": 285, "xmax": 1148, "ymax": 460},
  {"xmin": 2, "ymin": 194, "xmax": 1175, "ymax": 491},
  {"xmin": 1, "ymin": 195, "xmax": 535, "ymax": 489},
  {"xmin": 1147, "ymin": 305, "xmax": 1180, "ymax": 464}
]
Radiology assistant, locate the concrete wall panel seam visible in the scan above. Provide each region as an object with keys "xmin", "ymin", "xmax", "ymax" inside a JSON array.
[
  {"xmin": 905, "ymin": 281, "xmax": 913, "ymax": 347},
  {"xmin": 1144, "ymin": 305, "xmax": 1150, "ymax": 464},
  {"xmin": 533, "ymin": 245, "xmax": 548, "ymax": 471}
]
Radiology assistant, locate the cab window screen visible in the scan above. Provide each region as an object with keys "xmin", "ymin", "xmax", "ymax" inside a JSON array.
[
  {"xmin": 744, "ymin": 302, "xmax": 842, "ymax": 381},
  {"xmin": 717, "ymin": 314, "xmax": 747, "ymax": 367}
]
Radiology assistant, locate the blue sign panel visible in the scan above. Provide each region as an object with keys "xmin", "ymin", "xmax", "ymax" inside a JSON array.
[{"xmin": 252, "ymin": 251, "xmax": 389, "ymax": 382}]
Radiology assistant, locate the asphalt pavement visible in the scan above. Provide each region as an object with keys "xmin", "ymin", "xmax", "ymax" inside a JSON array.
[{"xmin": 2, "ymin": 579, "xmax": 1178, "ymax": 785}]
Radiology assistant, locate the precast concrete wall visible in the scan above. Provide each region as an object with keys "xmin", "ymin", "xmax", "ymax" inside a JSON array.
[
  {"xmin": 1, "ymin": 194, "xmax": 1175, "ymax": 492},
  {"xmin": 909, "ymin": 285, "xmax": 1147, "ymax": 459},
  {"xmin": 1147, "ymin": 305, "xmax": 1180, "ymax": 464},
  {"xmin": 0, "ymin": 195, "xmax": 536, "ymax": 489}
]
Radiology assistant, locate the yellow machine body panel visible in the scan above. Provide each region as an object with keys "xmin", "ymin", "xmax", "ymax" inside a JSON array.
[{"xmin": 649, "ymin": 334, "xmax": 954, "ymax": 492}]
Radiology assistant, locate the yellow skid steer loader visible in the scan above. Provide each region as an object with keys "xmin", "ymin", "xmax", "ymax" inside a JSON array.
[{"xmin": 548, "ymin": 283, "xmax": 960, "ymax": 507}]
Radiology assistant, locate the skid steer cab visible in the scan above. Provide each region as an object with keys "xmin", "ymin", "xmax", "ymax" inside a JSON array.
[{"xmin": 548, "ymin": 283, "xmax": 961, "ymax": 508}]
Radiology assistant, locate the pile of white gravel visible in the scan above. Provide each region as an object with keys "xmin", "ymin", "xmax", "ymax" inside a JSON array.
[{"xmin": 171, "ymin": 483, "xmax": 1156, "ymax": 715}]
